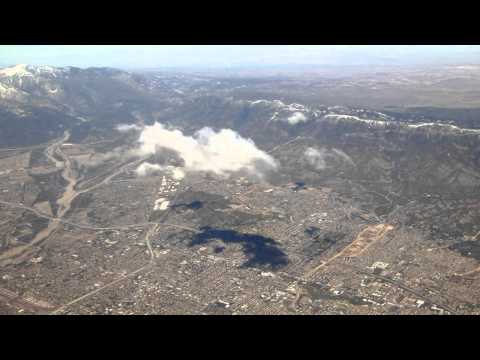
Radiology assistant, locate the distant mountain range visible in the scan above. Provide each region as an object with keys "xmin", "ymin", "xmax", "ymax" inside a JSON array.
[
  {"xmin": 0, "ymin": 64, "xmax": 177, "ymax": 146},
  {"xmin": 1, "ymin": 63, "xmax": 480, "ymax": 146},
  {"xmin": 1, "ymin": 63, "xmax": 480, "ymax": 202}
]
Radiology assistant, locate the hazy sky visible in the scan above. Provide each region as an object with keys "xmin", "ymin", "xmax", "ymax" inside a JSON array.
[{"xmin": 1, "ymin": 45, "xmax": 480, "ymax": 69}]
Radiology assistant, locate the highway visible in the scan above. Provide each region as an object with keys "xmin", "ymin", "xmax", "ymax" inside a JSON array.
[
  {"xmin": 51, "ymin": 263, "xmax": 151, "ymax": 314},
  {"xmin": 346, "ymin": 263, "xmax": 459, "ymax": 315},
  {"xmin": 0, "ymin": 200, "xmax": 199, "ymax": 233},
  {"xmin": 0, "ymin": 137, "xmax": 165, "ymax": 265},
  {"xmin": 50, "ymin": 180, "xmax": 189, "ymax": 314},
  {"xmin": 0, "ymin": 133, "xmax": 75, "ymax": 265},
  {"xmin": 0, "ymin": 286, "xmax": 55, "ymax": 313}
]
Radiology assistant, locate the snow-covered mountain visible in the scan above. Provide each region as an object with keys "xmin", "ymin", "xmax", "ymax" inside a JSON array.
[
  {"xmin": 0, "ymin": 64, "xmax": 68, "ymax": 101},
  {"xmin": 0, "ymin": 64, "xmax": 162, "ymax": 111},
  {"xmin": 1, "ymin": 63, "xmax": 480, "ymax": 151},
  {"xmin": 0, "ymin": 64, "xmax": 172, "ymax": 146}
]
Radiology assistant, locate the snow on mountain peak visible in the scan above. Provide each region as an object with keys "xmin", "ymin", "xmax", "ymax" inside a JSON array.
[
  {"xmin": 0, "ymin": 64, "xmax": 33, "ymax": 77},
  {"xmin": 0, "ymin": 64, "xmax": 64, "ymax": 78}
]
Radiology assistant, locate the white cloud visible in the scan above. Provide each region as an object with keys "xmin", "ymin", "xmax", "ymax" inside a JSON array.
[
  {"xmin": 305, "ymin": 147, "xmax": 326, "ymax": 170},
  {"xmin": 287, "ymin": 112, "xmax": 308, "ymax": 125},
  {"xmin": 135, "ymin": 122, "xmax": 277, "ymax": 179},
  {"xmin": 135, "ymin": 162, "xmax": 186, "ymax": 180},
  {"xmin": 116, "ymin": 124, "xmax": 143, "ymax": 132},
  {"xmin": 135, "ymin": 162, "xmax": 162, "ymax": 176},
  {"xmin": 304, "ymin": 146, "xmax": 355, "ymax": 170}
]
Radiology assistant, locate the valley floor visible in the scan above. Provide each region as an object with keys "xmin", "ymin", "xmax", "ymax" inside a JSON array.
[{"xmin": 0, "ymin": 135, "xmax": 479, "ymax": 315}]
